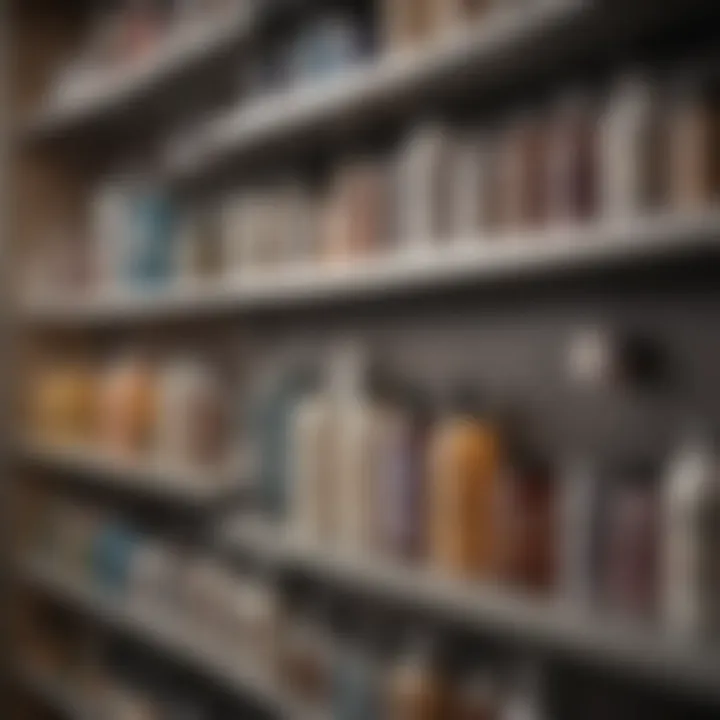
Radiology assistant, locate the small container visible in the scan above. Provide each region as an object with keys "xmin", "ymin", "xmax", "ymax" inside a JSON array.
[
  {"xmin": 383, "ymin": 0, "xmax": 435, "ymax": 51},
  {"xmin": 600, "ymin": 75, "xmax": 665, "ymax": 218},
  {"xmin": 450, "ymin": 133, "xmax": 496, "ymax": 240},
  {"xmin": 546, "ymin": 94, "xmax": 599, "ymax": 224},
  {"xmin": 667, "ymin": 77, "xmax": 720, "ymax": 211},
  {"xmin": 91, "ymin": 522, "xmax": 139, "ymax": 595},
  {"xmin": 396, "ymin": 125, "xmax": 456, "ymax": 249},
  {"xmin": 281, "ymin": 601, "xmax": 335, "ymax": 708},
  {"xmin": 376, "ymin": 386, "xmax": 430, "ymax": 563},
  {"xmin": 498, "ymin": 451, "xmax": 557, "ymax": 594},
  {"xmin": 125, "ymin": 183, "xmax": 177, "ymax": 288},
  {"xmin": 600, "ymin": 468, "xmax": 660, "ymax": 620},
  {"xmin": 289, "ymin": 379, "xmax": 334, "ymax": 544},
  {"xmin": 249, "ymin": 364, "xmax": 316, "ymax": 518},
  {"xmin": 557, "ymin": 458, "xmax": 600, "ymax": 607},
  {"xmin": 662, "ymin": 423, "xmax": 720, "ymax": 639},
  {"xmin": 155, "ymin": 358, "xmax": 225, "ymax": 468},
  {"xmin": 496, "ymin": 113, "xmax": 548, "ymax": 231},
  {"xmin": 92, "ymin": 180, "xmax": 132, "ymax": 291},
  {"xmin": 175, "ymin": 205, "xmax": 223, "ymax": 282},
  {"xmin": 31, "ymin": 360, "xmax": 97, "ymax": 445},
  {"xmin": 321, "ymin": 163, "xmax": 389, "ymax": 262},
  {"xmin": 96, "ymin": 353, "xmax": 157, "ymax": 456}
]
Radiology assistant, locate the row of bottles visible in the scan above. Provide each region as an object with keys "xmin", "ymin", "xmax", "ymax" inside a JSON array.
[
  {"xmin": 36, "ymin": 496, "xmax": 278, "ymax": 661},
  {"xmin": 262, "ymin": 342, "xmax": 720, "ymax": 641},
  {"xmin": 27, "ymin": 70, "xmax": 720, "ymax": 301},
  {"xmin": 46, "ymin": 0, "xmax": 246, "ymax": 108},
  {"xmin": 30, "ymin": 353, "xmax": 228, "ymax": 470},
  {"xmin": 281, "ymin": 596, "xmax": 544, "ymax": 720}
]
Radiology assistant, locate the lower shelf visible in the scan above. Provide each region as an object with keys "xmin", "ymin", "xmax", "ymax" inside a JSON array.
[
  {"xmin": 18, "ymin": 556, "xmax": 289, "ymax": 717},
  {"xmin": 222, "ymin": 516, "xmax": 720, "ymax": 704}
]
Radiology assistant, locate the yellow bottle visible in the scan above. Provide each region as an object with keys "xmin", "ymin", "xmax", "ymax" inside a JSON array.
[{"xmin": 428, "ymin": 390, "xmax": 501, "ymax": 580}]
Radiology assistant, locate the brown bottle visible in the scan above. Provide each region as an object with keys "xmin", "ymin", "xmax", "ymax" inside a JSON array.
[
  {"xmin": 428, "ymin": 389, "xmax": 502, "ymax": 580},
  {"xmin": 386, "ymin": 637, "xmax": 447, "ymax": 720},
  {"xmin": 498, "ymin": 451, "xmax": 557, "ymax": 595},
  {"xmin": 668, "ymin": 77, "xmax": 720, "ymax": 211}
]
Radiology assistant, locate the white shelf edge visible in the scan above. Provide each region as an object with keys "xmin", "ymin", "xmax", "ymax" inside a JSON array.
[
  {"xmin": 18, "ymin": 440, "xmax": 249, "ymax": 506},
  {"xmin": 19, "ymin": 556, "xmax": 287, "ymax": 715},
  {"xmin": 22, "ymin": 7, "xmax": 253, "ymax": 141},
  {"xmin": 221, "ymin": 516, "xmax": 720, "ymax": 703},
  {"xmin": 20, "ymin": 210, "xmax": 720, "ymax": 327},
  {"xmin": 168, "ymin": 0, "xmax": 584, "ymax": 179}
]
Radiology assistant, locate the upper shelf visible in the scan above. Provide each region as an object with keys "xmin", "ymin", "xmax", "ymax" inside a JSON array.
[
  {"xmin": 19, "ymin": 210, "xmax": 720, "ymax": 329},
  {"xmin": 166, "ymin": 0, "xmax": 586, "ymax": 181},
  {"xmin": 21, "ymin": 6, "xmax": 253, "ymax": 145},
  {"xmin": 19, "ymin": 440, "xmax": 249, "ymax": 508}
]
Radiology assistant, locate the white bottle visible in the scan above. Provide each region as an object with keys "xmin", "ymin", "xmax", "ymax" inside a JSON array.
[
  {"xmin": 600, "ymin": 75, "xmax": 658, "ymax": 219},
  {"xmin": 329, "ymin": 343, "xmax": 376, "ymax": 555},
  {"xmin": 156, "ymin": 358, "xmax": 224, "ymax": 469},
  {"xmin": 396, "ymin": 125, "xmax": 454, "ymax": 249},
  {"xmin": 662, "ymin": 424, "xmax": 720, "ymax": 639},
  {"xmin": 290, "ymin": 382, "xmax": 333, "ymax": 545},
  {"xmin": 92, "ymin": 180, "xmax": 131, "ymax": 290}
]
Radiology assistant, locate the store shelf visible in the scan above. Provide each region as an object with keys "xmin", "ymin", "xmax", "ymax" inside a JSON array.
[
  {"xmin": 19, "ymin": 555, "xmax": 288, "ymax": 716},
  {"xmin": 21, "ymin": 6, "xmax": 253, "ymax": 144},
  {"xmin": 167, "ymin": 0, "xmax": 586, "ymax": 180},
  {"xmin": 18, "ymin": 441, "xmax": 249, "ymax": 508},
  {"xmin": 21, "ymin": 210, "xmax": 720, "ymax": 328},
  {"xmin": 221, "ymin": 516, "xmax": 720, "ymax": 704}
]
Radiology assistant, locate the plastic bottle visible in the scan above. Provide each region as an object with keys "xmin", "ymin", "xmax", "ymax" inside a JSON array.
[
  {"xmin": 289, "ymin": 374, "xmax": 334, "ymax": 545},
  {"xmin": 155, "ymin": 358, "xmax": 225, "ymax": 468},
  {"xmin": 662, "ymin": 423, "xmax": 720, "ymax": 639},
  {"xmin": 557, "ymin": 458, "xmax": 600, "ymax": 607},
  {"xmin": 428, "ymin": 388, "xmax": 502, "ymax": 580}
]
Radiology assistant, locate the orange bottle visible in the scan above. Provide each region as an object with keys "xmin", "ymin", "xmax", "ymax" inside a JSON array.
[
  {"xmin": 97, "ymin": 353, "xmax": 157, "ymax": 456},
  {"xmin": 428, "ymin": 390, "xmax": 502, "ymax": 580}
]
